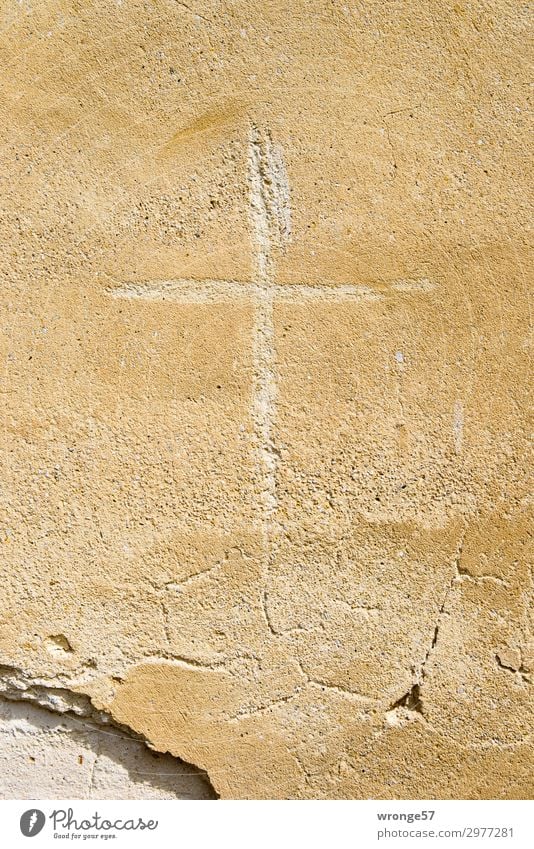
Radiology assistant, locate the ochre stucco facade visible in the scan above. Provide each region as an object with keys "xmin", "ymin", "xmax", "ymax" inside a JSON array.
[{"xmin": 0, "ymin": 0, "xmax": 532, "ymax": 799}]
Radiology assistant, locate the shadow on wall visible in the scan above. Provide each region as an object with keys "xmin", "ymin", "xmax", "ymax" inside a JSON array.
[{"xmin": 0, "ymin": 697, "xmax": 216, "ymax": 800}]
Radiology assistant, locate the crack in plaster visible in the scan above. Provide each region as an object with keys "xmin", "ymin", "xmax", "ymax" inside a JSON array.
[
  {"xmin": 260, "ymin": 589, "xmax": 278, "ymax": 635},
  {"xmin": 140, "ymin": 654, "xmax": 230, "ymax": 674},
  {"xmin": 386, "ymin": 529, "xmax": 469, "ymax": 722},
  {"xmin": 225, "ymin": 690, "xmax": 303, "ymax": 721},
  {"xmin": 294, "ymin": 657, "xmax": 379, "ymax": 706},
  {"xmin": 495, "ymin": 652, "xmax": 532, "ymax": 685}
]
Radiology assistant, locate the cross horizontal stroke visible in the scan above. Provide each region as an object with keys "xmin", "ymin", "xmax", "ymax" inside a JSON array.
[
  {"xmin": 107, "ymin": 124, "xmax": 434, "ymax": 552},
  {"xmin": 110, "ymin": 278, "xmax": 381, "ymax": 303}
]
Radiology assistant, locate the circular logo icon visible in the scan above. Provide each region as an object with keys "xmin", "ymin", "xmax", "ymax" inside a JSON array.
[{"xmin": 20, "ymin": 809, "xmax": 46, "ymax": 837}]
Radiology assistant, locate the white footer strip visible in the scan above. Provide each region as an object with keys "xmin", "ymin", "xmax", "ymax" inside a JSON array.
[{"xmin": 1, "ymin": 799, "xmax": 532, "ymax": 849}]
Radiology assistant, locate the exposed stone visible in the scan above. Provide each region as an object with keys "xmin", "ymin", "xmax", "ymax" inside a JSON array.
[{"xmin": 0, "ymin": 697, "xmax": 215, "ymax": 800}]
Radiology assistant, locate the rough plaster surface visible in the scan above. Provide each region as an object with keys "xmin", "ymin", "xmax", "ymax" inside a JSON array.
[{"xmin": 0, "ymin": 0, "xmax": 532, "ymax": 800}]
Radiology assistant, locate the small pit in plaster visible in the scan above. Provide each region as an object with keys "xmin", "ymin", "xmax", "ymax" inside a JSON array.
[
  {"xmin": 385, "ymin": 684, "xmax": 424, "ymax": 727},
  {"xmin": 45, "ymin": 635, "xmax": 74, "ymax": 656}
]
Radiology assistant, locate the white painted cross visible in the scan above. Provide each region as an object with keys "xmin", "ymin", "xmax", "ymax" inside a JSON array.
[{"xmin": 109, "ymin": 124, "xmax": 433, "ymax": 534}]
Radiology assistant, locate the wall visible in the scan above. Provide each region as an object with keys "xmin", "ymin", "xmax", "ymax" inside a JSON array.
[{"xmin": 0, "ymin": 0, "xmax": 531, "ymax": 799}]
